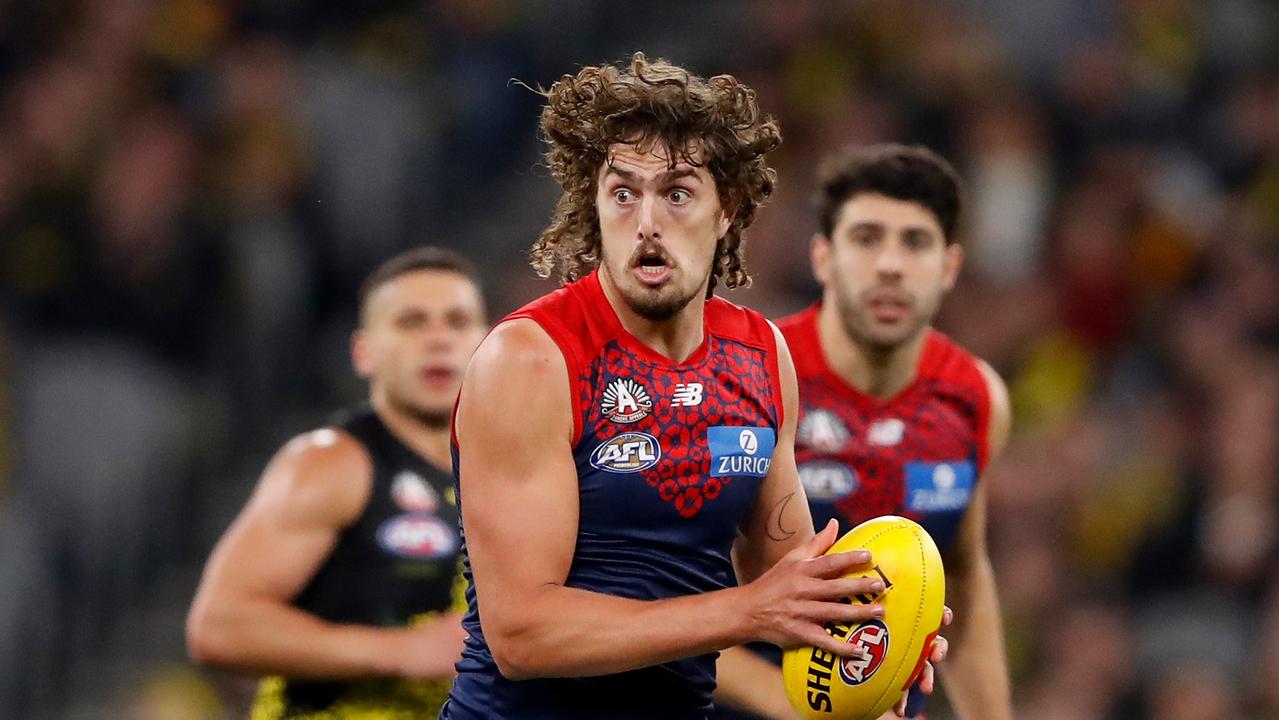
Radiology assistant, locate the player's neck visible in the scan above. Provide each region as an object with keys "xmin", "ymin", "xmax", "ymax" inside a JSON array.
[
  {"xmin": 370, "ymin": 396, "xmax": 454, "ymax": 472},
  {"xmin": 599, "ymin": 270, "xmax": 706, "ymax": 363},
  {"xmin": 817, "ymin": 302, "xmax": 927, "ymax": 401}
]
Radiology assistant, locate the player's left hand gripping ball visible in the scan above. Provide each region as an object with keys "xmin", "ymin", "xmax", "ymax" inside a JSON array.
[{"xmin": 781, "ymin": 516, "xmax": 947, "ymax": 720}]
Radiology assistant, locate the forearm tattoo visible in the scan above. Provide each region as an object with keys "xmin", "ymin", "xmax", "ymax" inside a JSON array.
[{"xmin": 766, "ymin": 492, "xmax": 797, "ymax": 542}]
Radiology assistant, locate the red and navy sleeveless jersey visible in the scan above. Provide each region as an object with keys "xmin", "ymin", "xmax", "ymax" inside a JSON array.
[
  {"xmin": 444, "ymin": 271, "xmax": 785, "ymax": 720},
  {"xmin": 778, "ymin": 304, "xmax": 991, "ymax": 556}
]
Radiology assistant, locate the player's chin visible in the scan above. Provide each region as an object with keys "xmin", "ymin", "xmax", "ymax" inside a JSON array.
[
  {"xmin": 621, "ymin": 281, "xmax": 689, "ymax": 317},
  {"xmin": 865, "ymin": 319, "xmax": 920, "ymax": 347},
  {"xmin": 409, "ymin": 398, "xmax": 454, "ymax": 427}
]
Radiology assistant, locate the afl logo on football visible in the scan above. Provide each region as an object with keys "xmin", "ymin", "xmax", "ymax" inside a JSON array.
[
  {"xmin": 376, "ymin": 514, "xmax": 456, "ymax": 559},
  {"xmin": 589, "ymin": 432, "xmax": 661, "ymax": 473},
  {"xmin": 838, "ymin": 619, "xmax": 890, "ymax": 686},
  {"xmin": 601, "ymin": 377, "xmax": 653, "ymax": 423}
]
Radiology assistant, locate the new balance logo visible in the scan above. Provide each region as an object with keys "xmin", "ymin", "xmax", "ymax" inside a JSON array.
[{"xmin": 671, "ymin": 383, "xmax": 703, "ymax": 407}]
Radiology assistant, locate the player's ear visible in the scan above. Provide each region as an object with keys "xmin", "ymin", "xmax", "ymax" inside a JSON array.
[
  {"xmin": 942, "ymin": 241, "xmax": 964, "ymax": 292},
  {"xmin": 810, "ymin": 233, "xmax": 832, "ymax": 286},
  {"xmin": 351, "ymin": 329, "xmax": 373, "ymax": 378},
  {"xmin": 717, "ymin": 191, "xmax": 739, "ymax": 239}
]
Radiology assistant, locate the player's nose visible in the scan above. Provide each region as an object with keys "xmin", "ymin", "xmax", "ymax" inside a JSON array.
[
  {"xmin": 636, "ymin": 195, "xmax": 662, "ymax": 240},
  {"xmin": 874, "ymin": 239, "xmax": 907, "ymax": 276},
  {"xmin": 421, "ymin": 321, "xmax": 457, "ymax": 349}
]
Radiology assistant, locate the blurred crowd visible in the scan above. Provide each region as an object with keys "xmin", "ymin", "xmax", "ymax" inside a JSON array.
[{"xmin": 0, "ymin": 1, "xmax": 1276, "ymax": 718}]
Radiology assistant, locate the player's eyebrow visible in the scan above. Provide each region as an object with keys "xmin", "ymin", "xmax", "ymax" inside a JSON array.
[
  {"xmin": 845, "ymin": 221, "xmax": 887, "ymax": 233},
  {"xmin": 658, "ymin": 167, "xmax": 699, "ymax": 183},
  {"xmin": 604, "ymin": 164, "xmax": 701, "ymax": 184},
  {"xmin": 845, "ymin": 220, "xmax": 936, "ymax": 234}
]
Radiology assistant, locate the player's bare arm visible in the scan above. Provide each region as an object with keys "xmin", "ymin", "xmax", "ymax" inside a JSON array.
[
  {"xmin": 733, "ymin": 324, "xmax": 818, "ymax": 577},
  {"xmin": 186, "ymin": 431, "xmax": 463, "ymax": 679},
  {"xmin": 720, "ymin": 325, "xmax": 954, "ymax": 720},
  {"xmin": 937, "ymin": 360, "xmax": 1013, "ymax": 720},
  {"xmin": 718, "ymin": 326, "xmax": 887, "ymax": 719},
  {"xmin": 731, "ymin": 324, "xmax": 890, "ymax": 650},
  {"xmin": 459, "ymin": 319, "xmax": 888, "ymax": 681}
]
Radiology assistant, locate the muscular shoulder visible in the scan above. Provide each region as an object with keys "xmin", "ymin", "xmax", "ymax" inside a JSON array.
[
  {"xmin": 254, "ymin": 428, "xmax": 373, "ymax": 529},
  {"xmin": 460, "ymin": 318, "xmax": 574, "ymax": 441},
  {"xmin": 469, "ymin": 318, "xmax": 566, "ymax": 383}
]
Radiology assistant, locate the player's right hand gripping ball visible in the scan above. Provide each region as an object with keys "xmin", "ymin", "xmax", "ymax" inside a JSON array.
[{"xmin": 782, "ymin": 516, "xmax": 945, "ymax": 720}]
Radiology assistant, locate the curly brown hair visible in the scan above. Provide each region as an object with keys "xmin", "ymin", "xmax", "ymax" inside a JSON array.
[{"xmin": 531, "ymin": 53, "xmax": 781, "ymax": 292}]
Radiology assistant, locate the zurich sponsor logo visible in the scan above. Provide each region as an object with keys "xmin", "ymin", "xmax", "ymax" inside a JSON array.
[
  {"xmin": 376, "ymin": 514, "xmax": 456, "ymax": 559},
  {"xmin": 905, "ymin": 460, "xmax": 975, "ymax": 512},
  {"xmin": 589, "ymin": 432, "xmax": 661, "ymax": 473},
  {"xmin": 798, "ymin": 461, "xmax": 858, "ymax": 500},
  {"xmin": 708, "ymin": 426, "xmax": 776, "ymax": 478}
]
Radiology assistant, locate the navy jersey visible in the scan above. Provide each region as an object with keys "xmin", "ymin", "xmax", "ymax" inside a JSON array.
[{"xmin": 444, "ymin": 270, "xmax": 785, "ymax": 719}]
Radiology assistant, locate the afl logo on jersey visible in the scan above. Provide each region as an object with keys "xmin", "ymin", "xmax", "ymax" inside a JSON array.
[
  {"xmin": 798, "ymin": 461, "xmax": 858, "ymax": 500},
  {"xmin": 589, "ymin": 432, "xmax": 661, "ymax": 473},
  {"xmin": 601, "ymin": 377, "xmax": 653, "ymax": 423},
  {"xmin": 376, "ymin": 514, "xmax": 456, "ymax": 559},
  {"xmin": 838, "ymin": 619, "xmax": 890, "ymax": 686}
]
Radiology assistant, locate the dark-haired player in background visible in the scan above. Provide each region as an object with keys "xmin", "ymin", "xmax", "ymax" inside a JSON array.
[
  {"xmin": 716, "ymin": 145, "xmax": 1012, "ymax": 720},
  {"xmin": 187, "ymin": 247, "xmax": 486, "ymax": 718},
  {"xmin": 444, "ymin": 56, "xmax": 947, "ymax": 720}
]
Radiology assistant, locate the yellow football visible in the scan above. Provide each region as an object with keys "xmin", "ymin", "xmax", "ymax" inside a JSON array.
[{"xmin": 781, "ymin": 516, "xmax": 945, "ymax": 720}]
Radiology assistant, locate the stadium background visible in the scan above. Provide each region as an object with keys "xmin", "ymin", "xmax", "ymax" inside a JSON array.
[{"xmin": 0, "ymin": 1, "xmax": 1277, "ymax": 718}]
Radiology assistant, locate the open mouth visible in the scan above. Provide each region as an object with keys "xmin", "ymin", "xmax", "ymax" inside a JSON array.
[
  {"xmin": 420, "ymin": 366, "xmax": 456, "ymax": 385},
  {"xmin": 867, "ymin": 293, "xmax": 911, "ymax": 322},
  {"xmin": 633, "ymin": 249, "xmax": 673, "ymax": 286}
]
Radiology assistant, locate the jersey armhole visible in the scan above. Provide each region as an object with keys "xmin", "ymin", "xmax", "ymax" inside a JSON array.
[
  {"xmin": 507, "ymin": 312, "xmax": 587, "ymax": 448},
  {"xmin": 975, "ymin": 365, "xmax": 995, "ymax": 473},
  {"xmin": 763, "ymin": 319, "xmax": 786, "ymax": 430}
]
